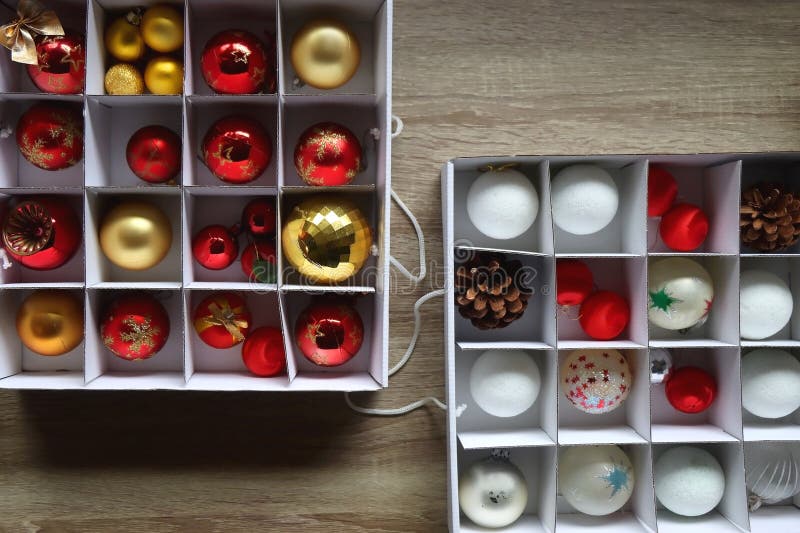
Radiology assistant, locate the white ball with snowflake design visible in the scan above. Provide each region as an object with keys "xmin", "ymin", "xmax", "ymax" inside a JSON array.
[
  {"xmin": 560, "ymin": 349, "xmax": 631, "ymax": 414},
  {"xmin": 559, "ymin": 445, "xmax": 635, "ymax": 516}
]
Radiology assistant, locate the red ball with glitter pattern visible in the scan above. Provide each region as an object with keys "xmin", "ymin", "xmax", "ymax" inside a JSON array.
[
  {"xmin": 100, "ymin": 293, "xmax": 170, "ymax": 361},
  {"xmin": 201, "ymin": 29, "xmax": 273, "ymax": 95},
  {"xmin": 192, "ymin": 225, "xmax": 239, "ymax": 270},
  {"xmin": 201, "ymin": 116, "xmax": 272, "ymax": 184},
  {"xmin": 16, "ymin": 102, "xmax": 83, "ymax": 171},
  {"xmin": 294, "ymin": 122, "xmax": 362, "ymax": 186},
  {"xmin": 294, "ymin": 298, "xmax": 364, "ymax": 367},
  {"xmin": 26, "ymin": 32, "xmax": 86, "ymax": 94},
  {"xmin": 193, "ymin": 292, "xmax": 252, "ymax": 349},
  {"xmin": 665, "ymin": 366, "xmax": 717, "ymax": 414},
  {"xmin": 242, "ymin": 326, "xmax": 286, "ymax": 377},
  {"xmin": 2, "ymin": 197, "xmax": 81, "ymax": 270},
  {"xmin": 126, "ymin": 125, "xmax": 181, "ymax": 184}
]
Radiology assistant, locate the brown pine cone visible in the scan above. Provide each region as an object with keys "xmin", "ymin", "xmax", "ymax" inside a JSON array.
[
  {"xmin": 455, "ymin": 253, "xmax": 532, "ymax": 330},
  {"xmin": 740, "ymin": 183, "xmax": 800, "ymax": 252}
]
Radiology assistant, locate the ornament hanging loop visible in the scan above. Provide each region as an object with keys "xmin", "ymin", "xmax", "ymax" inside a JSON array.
[
  {"xmin": 479, "ymin": 162, "xmax": 519, "ymax": 173},
  {"xmin": 1, "ymin": 0, "xmax": 64, "ymax": 65}
]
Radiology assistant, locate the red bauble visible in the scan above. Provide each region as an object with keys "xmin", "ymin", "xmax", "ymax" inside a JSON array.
[
  {"xmin": 193, "ymin": 292, "xmax": 251, "ymax": 348},
  {"xmin": 294, "ymin": 122, "xmax": 362, "ymax": 186},
  {"xmin": 201, "ymin": 30, "xmax": 273, "ymax": 94},
  {"xmin": 579, "ymin": 290, "xmax": 630, "ymax": 340},
  {"xmin": 242, "ymin": 197, "xmax": 276, "ymax": 236},
  {"xmin": 16, "ymin": 103, "xmax": 83, "ymax": 170},
  {"xmin": 192, "ymin": 225, "xmax": 239, "ymax": 270},
  {"xmin": 26, "ymin": 33, "xmax": 86, "ymax": 94},
  {"xmin": 648, "ymin": 165, "xmax": 678, "ymax": 217},
  {"xmin": 125, "ymin": 125, "xmax": 181, "ymax": 183},
  {"xmin": 2, "ymin": 197, "xmax": 81, "ymax": 270},
  {"xmin": 665, "ymin": 366, "xmax": 717, "ymax": 414},
  {"xmin": 100, "ymin": 293, "xmax": 170, "ymax": 360},
  {"xmin": 241, "ymin": 240, "xmax": 277, "ymax": 283},
  {"xmin": 241, "ymin": 326, "xmax": 286, "ymax": 377},
  {"xmin": 201, "ymin": 116, "xmax": 272, "ymax": 184},
  {"xmin": 659, "ymin": 203, "xmax": 709, "ymax": 252},
  {"xmin": 556, "ymin": 259, "xmax": 594, "ymax": 306},
  {"xmin": 294, "ymin": 298, "xmax": 364, "ymax": 367}
]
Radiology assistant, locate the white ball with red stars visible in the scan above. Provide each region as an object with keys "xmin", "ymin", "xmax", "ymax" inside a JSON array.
[{"xmin": 561, "ymin": 349, "xmax": 632, "ymax": 414}]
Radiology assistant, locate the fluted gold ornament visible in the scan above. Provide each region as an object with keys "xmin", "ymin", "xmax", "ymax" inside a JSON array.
[
  {"xmin": 16, "ymin": 289, "xmax": 83, "ymax": 356},
  {"xmin": 99, "ymin": 200, "xmax": 172, "ymax": 271},
  {"xmin": 281, "ymin": 196, "xmax": 372, "ymax": 284},
  {"xmin": 104, "ymin": 63, "xmax": 144, "ymax": 95},
  {"xmin": 290, "ymin": 19, "xmax": 360, "ymax": 90},
  {"xmin": 140, "ymin": 4, "xmax": 183, "ymax": 53},
  {"xmin": 144, "ymin": 55, "xmax": 183, "ymax": 94},
  {"xmin": 105, "ymin": 15, "xmax": 145, "ymax": 62}
]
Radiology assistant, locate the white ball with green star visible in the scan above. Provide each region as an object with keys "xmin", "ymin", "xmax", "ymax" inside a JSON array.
[
  {"xmin": 648, "ymin": 257, "xmax": 714, "ymax": 331},
  {"xmin": 559, "ymin": 444, "xmax": 635, "ymax": 516}
]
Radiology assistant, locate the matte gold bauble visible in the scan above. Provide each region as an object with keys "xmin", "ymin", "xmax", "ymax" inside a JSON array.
[
  {"xmin": 105, "ymin": 16, "xmax": 145, "ymax": 62},
  {"xmin": 144, "ymin": 56, "xmax": 183, "ymax": 94},
  {"xmin": 281, "ymin": 196, "xmax": 372, "ymax": 284},
  {"xmin": 141, "ymin": 4, "xmax": 184, "ymax": 53},
  {"xmin": 16, "ymin": 290, "xmax": 83, "ymax": 357},
  {"xmin": 99, "ymin": 201, "xmax": 172, "ymax": 271},
  {"xmin": 290, "ymin": 19, "xmax": 360, "ymax": 90},
  {"xmin": 104, "ymin": 63, "xmax": 144, "ymax": 95}
]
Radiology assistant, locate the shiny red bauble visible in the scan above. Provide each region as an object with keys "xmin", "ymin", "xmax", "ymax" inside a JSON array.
[
  {"xmin": 193, "ymin": 292, "xmax": 251, "ymax": 348},
  {"xmin": 16, "ymin": 103, "xmax": 83, "ymax": 170},
  {"xmin": 665, "ymin": 366, "xmax": 717, "ymax": 414},
  {"xmin": 294, "ymin": 122, "xmax": 362, "ymax": 186},
  {"xmin": 201, "ymin": 116, "xmax": 272, "ymax": 184},
  {"xmin": 125, "ymin": 125, "xmax": 181, "ymax": 183},
  {"xmin": 241, "ymin": 326, "xmax": 286, "ymax": 377},
  {"xmin": 648, "ymin": 165, "xmax": 678, "ymax": 217},
  {"xmin": 2, "ymin": 197, "xmax": 81, "ymax": 270},
  {"xmin": 201, "ymin": 30, "xmax": 273, "ymax": 94},
  {"xmin": 659, "ymin": 202, "xmax": 710, "ymax": 252},
  {"xmin": 241, "ymin": 240, "xmax": 277, "ymax": 283},
  {"xmin": 242, "ymin": 197, "xmax": 276, "ymax": 236},
  {"xmin": 295, "ymin": 298, "xmax": 364, "ymax": 367},
  {"xmin": 556, "ymin": 259, "xmax": 594, "ymax": 307},
  {"xmin": 100, "ymin": 293, "xmax": 170, "ymax": 360},
  {"xmin": 26, "ymin": 33, "xmax": 86, "ymax": 94},
  {"xmin": 192, "ymin": 225, "xmax": 238, "ymax": 270},
  {"xmin": 579, "ymin": 290, "xmax": 630, "ymax": 340}
]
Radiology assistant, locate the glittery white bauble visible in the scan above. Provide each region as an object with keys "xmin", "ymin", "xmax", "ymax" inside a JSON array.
[
  {"xmin": 745, "ymin": 442, "xmax": 800, "ymax": 509},
  {"xmin": 466, "ymin": 168, "xmax": 539, "ymax": 240},
  {"xmin": 469, "ymin": 350, "xmax": 541, "ymax": 418},
  {"xmin": 551, "ymin": 164, "xmax": 619, "ymax": 235},
  {"xmin": 559, "ymin": 445, "xmax": 635, "ymax": 516},
  {"xmin": 561, "ymin": 349, "xmax": 631, "ymax": 414},
  {"xmin": 740, "ymin": 270, "xmax": 794, "ymax": 340},
  {"xmin": 458, "ymin": 455, "xmax": 528, "ymax": 528},
  {"xmin": 654, "ymin": 446, "xmax": 725, "ymax": 517},
  {"xmin": 741, "ymin": 348, "xmax": 800, "ymax": 419},
  {"xmin": 648, "ymin": 257, "xmax": 714, "ymax": 331}
]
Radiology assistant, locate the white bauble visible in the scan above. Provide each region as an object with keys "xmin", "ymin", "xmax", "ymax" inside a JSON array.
[
  {"xmin": 559, "ymin": 445, "xmax": 635, "ymax": 516},
  {"xmin": 741, "ymin": 348, "xmax": 800, "ymax": 419},
  {"xmin": 469, "ymin": 350, "xmax": 541, "ymax": 418},
  {"xmin": 459, "ymin": 456, "xmax": 528, "ymax": 528},
  {"xmin": 551, "ymin": 164, "xmax": 619, "ymax": 235},
  {"xmin": 740, "ymin": 270, "xmax": 794, "ymax": 340},
  {"xmin": 648, "ymin": 257, "xmax": 714, "ymax": 331},
  {"xmin": 745, "ymin": 442, "xmax": 800, "ymax": 508},
  {"xmin": 654, "ymin": 446, "xmax": 725, "ymax": 517},
  {"xmin": 466, "ymin": 168, "xmax": 539, "ymax": 240}
]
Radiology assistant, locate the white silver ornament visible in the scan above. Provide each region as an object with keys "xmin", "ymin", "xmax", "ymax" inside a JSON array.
[
  {"xmin": 648, "ymin": 257, "xmax": 714, "ymax": 331},
  {"xmin": 654, "ymin": 446, "xmax": 725, "ymax": 517},
  {"xmin": 469, "ymin": 349, "xmax": 541, "ymax": 418},
  {"xmin": 551, "ymin": 164, "xmax": 619, "ymax": 235},
  {"xmin": 740, "ymin": 270, "xmax": 794, "ymax": 340},
  {"xmin": 745, "ymin": 442, "xmax": 800, "ymax": 511},
  {"xmin": 649, "ymin": 348, "xmax": 673, "ymax": 384},
  {"xmin": 458, "ymin": 452, "xmax": 528, "ymax": 528},
  {"xmin": 559, "ymin": 445, "xmax": 635, "ymax": 516},
  {"xmin": 741, "ymin": 348, "xmax": 800, "ymax": 419},
  {"xmin": 466, "ymin": 167, "xmax": 539, "ymax": 240}
]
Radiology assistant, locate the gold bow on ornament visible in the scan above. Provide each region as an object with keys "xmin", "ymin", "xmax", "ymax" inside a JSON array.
[
  {"xmin": 194, "ymin": 301, "xmax": 249, "ymax": 342},
  {"xmin": 1, "ymin": 0, "xmax": 64, "ymax": 65}
]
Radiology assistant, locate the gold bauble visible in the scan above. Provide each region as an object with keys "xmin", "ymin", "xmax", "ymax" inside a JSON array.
[
  {"xmin": 104, "ymin": 63, "xmax": 144, "ymax": 95},
  {"xmin": 144, "ymin": 56, "xmax": 183, "ymax": 94},
  {"xmin": 281, "ymin": 196, "xmax": 372, "ymax": 284},
  {"xmin": 105, "ymin": 16, "xmax": 145, "ymax": 62},
  {"xmin": 99, "ymin": 201, "xmax": 172, "ymax": 271},
  {"xmin": 16, "ymin": 290, "xmax": 83, "ymax": 357},
  {"xmin": 290, "ymin": 19, "xmax": 361, "ymax": 90},
  {"xmin": 141, "ymin": 5, "xmax": 184, "ymax": 53}
]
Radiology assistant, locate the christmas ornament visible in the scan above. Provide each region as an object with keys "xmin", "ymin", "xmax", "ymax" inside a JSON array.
[
  {"xmin": 242, "ymin": 197, "xmax": 276, "ymax": 236},
  {"xmin": 201, "ymin": 116, "xmax": 272, "ymax": 184},
  {"xmin": 454, "ymin": 253, "xmax": 532, "ymax": 330},
  {"xmin": 551, "ymin": 164, "xmax": 619, "ymax": 235},
  {"xmin": 648, "ymin": 165, "xmax": 678, "ymax": 217},
  {"xmin": 740, "ymin": 270, "xmax": 793, "ymax": 340},
  {"xmin": 0, "ymin": 0, "xmax": 65, "ymax": 65},
  {"xmin": 201, "ymin": 30, "xmax": 271, "ymax": 94},
  {"xmin": 2, "ymin": 197, "xmax": 80, "ymax": 270},
  {"xmin": 26, "ymin": 33, "xmax": 85, "ymax": 94},
  {"xmin": 16, "ymin": 102, "xmax": 82, "ymax": 170},
  {"xmin": 741, "ymin": 183, "xmax": 800, "ymax": 252},
  {"xmin": 104, "ymin": 13, "xmax": 145, "ymax": 62},
  {"xmin": 99, "ymin": 200, "xmax": 172, "ymax": 271},
  {"xmin": 649, "ymin": 348, "xmax": 673, "ymax": 384},
  {"xmin": 144, "ymin": 55, "xmax": 183, "ymax": 94},
  {"xmin": 140, "ymin": 4, "xmax": 183, "ymax": 53},
  {"xmin": 294, "ymin": 122, "xmax": 362, "ymax": 186},
  {"xmin": 101, "ymin": 293, "xmax": 169, "ymax": 360},
  {"xmin": 469, "ymin": 350, "xmax": 541, "ymax": 418},
  {"xmin": 648, "ymin": 257, "xmax": 714, "ymax": 331},
  {"xmin": 241, "ymin": 326, "xmax": 285, "ymax": 377},
  {"xmin": 745, "ymin": 442, "xmax": 800, "ymax": 511},
  {"xmin": 666, "ymin": 366, "xmax": 717, "ymax": 414},
  {"xmin": 290, "ymin": 19, "xmax": 360, "ymax": 90},
  {"xmin": 659, "ymin": 203, "xmax": 709, "ymax": 251},
  {"xmin": 741, "ymin": 348, "xmax": 800, "ymax": 419},
  {"xmin": 561, "ymin": 349, "xmax": 631, "ymax": 414},
  {"xmin": 125, "ymin": 125, "xmax": 181, "ymax": 184},
  {"xmin": 465, "ymin": 166, "xmax": 539, "ymax": 240},
  {"xmin": 579, "ymin": 290, "xmax": 630, "ymax": 340},
  {"xmin": 191, "ymin": 225, "xmax": 238, "ymax": 271},
  {"xmin": 559, "ymin": 445, "xmax": 634, "ymax": 516},
  {"xmin": 282, "ymin": 196, "xmax": 372, "ymax": 284},
  {"xmin": 104, "ymin": 63, "xmax": 144, "ymax": 95},
  {"xmin": 654, "ymin": 446, "xmax": 725, "ymax": 517},
  {"xmin": 556, "ymin": 259, "xmax": 593, "ymax": 307},
  {"xmin": 16, "ymin": 289, "xmax": 83, "ymax": 356},
  {"xmin": 458, "ymin": 451, "xmax": 528, "ymax": 529},
  {"xmin": 193, "ymin": 292, "xmax": 251, "ymax": 349},
  {"xmin": 294, "ymin": 298, "xmax": 364, "ymax": 367},
  {"xmin": 241, "ymin": 240, "xmax": 277, "ymax": 284}
]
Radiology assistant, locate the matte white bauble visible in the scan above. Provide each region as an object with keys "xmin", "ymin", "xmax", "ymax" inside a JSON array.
[
  {"xmin": 741, "ymin": 348, "xmax": 800, "ymax": 419},
  {"xmin": 740, "ymin": 270, "xmax": 794, "ymax": 340},
  {"xmin": 559, "ymin": 445, "xmax": 635, "ymax": 516},
  {"xmin": 648, "ymin": 257, "xmax": 714, "ymax": 331},
  {"xmin": 466, "ymin": 168, "xmax": 539, "ymax": 240},
  {"xmin": 745, "ymin": 442, "xmax": 800, "ymax": 509},
  {"xmin": 654, "ymin": 446, "xmax": 725, "ymax": 517},
  {"xmin": 551, "ymin": 164, "xmax": 619, "ymax": 235},
  {"xmin": 469, "ymin": 350, "xmax": 541, "ymax": 418},
  {"xmin": 458, "ymin": 456, "xmax": 528, "ymax": 528}
]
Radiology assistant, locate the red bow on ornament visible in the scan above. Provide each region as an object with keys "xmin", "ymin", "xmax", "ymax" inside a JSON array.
[{"xmin": 1, "ymin": 0, "xmax": 64, "ymax": 64}]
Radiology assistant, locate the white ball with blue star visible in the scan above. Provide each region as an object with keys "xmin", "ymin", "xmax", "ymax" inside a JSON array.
[
  {"xmin": 655, "ymin": 446, "xmax": 725, "ymax": 517},
  {"xmin": 559, "ymin": 445, "xmax": 635, "ymax": 516}
]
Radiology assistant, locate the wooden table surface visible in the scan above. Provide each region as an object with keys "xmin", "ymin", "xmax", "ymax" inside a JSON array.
[{"xmin": 2, "ymin": 1, "xmax": 799, "ymax": 531}]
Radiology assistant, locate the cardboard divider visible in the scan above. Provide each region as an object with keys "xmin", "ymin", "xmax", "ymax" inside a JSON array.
[
  {"xmin": 741, "ymin": 347, "xmax": 800, "ymax": 442},
  {"xmin": 739, "ymin": 256, "xmax": 800, "ymax": 347},
  {"xmin": 740, "ymin": 156, "xmax": 800, "ymax": 254},
  {"xmin": 744, "ymin": 442, "xmax": 800, "ymax": 531}
]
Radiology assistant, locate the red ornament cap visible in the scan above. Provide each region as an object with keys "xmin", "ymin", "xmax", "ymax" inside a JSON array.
[
  {"xmin": 192, "ymin": 225, "xmax": 239, "ymax": 270},
  {"xmin": 665, "ymin": 366, "xmax": 717, "ymax": 413},
  {"xmin": 659, "ymin": 203, "xmax": 710, "ymax": 252},
  {"xmin": 242, "ymin": 326, "xmax": 286, "ymax": 377},
  {"xmin": 16, "ymin": 102, "xmax": 83, "ymax": 171},
  {"xmin": 101, "ymin": 293, "xmax": 170, "ymax": 360},
  {"xmin": 294, "ymin": 122, "xmax": 362, "ymax": 186},
  {"xmin": 2, "ymin": 197, "xmax": 81, "ymax": 270},
  {"xmin": 242, "ymin": 197, "xmax": 276, "ymax": 236},
  {"xmin": 26, "ymin": 33, "xmax": 86, "ymax": 94},
  {"xmin": 579, "ymin": 290, "xmax": 630, "ymax": 340},
  {"xmin": 556, "ymin": 259, "xmax": 594, "ymax": 307},
  {"xmin": 201, "ymin": 116, "xmax": 272, "ymax": 184},
  {"xmin": 294, "ymin": 298, "xmax": 364, "ymax": 367},
  {"xmin": 193, "ymin": 292, "xmax": 252, "ymax": 349},
  {"xmin": 125, "ymin": 125, "xmax": 181, "ymax": 184},
  {"xmin": 648, "ymin": 166, "xmax": 679, "ymax": 217},
  {"xmin": 241, "ymin": 240, "xmax": 277, "ymax": 283},
  {"xmin": 201, "ymin": 29, "xmax": 273, "ymax": 94}
]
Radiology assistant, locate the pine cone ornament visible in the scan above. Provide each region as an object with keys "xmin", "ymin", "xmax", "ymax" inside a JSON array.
[
  {"xmin": 455, "ymin": 253, "xmax": 532, "ymax": 330},
  {"xmin": 740, "ymin": 183, "xmax": 800, "ymax": 252}
]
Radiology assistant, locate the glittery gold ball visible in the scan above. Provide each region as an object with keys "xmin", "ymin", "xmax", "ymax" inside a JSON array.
[
  {"xmin": 105, "ymin": 16, "xmax": 146, "ymax": 62},
  {"xmin": 141, "ymin": 4, "xmax": 184, "ymax": 53},
  {"xmin": 16, "ymin": 290, "xmax": 84, "ymax": 357},
  {"xmin": 104, "ymin": 63, "xmax": 144, "ymax": 95},
  {"xmin": 99, "ymin": 200, "xmax": 172, "ymax": 271},
  {"xmin": 144, "ymin": 56, "xmax": 183, "ymax": 95},
  {"xmin": 290, "ymin": 19, "xmax": 361, "ymax": 90}
]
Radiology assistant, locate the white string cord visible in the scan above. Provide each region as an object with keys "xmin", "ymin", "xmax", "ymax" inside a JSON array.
[{"xmin": 388, "ymin": 189, "xmax": 426, "ymax": 283}]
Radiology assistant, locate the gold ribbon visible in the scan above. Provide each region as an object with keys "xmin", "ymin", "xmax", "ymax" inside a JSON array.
[
  {"xmin": 1, "ymin": 0, "xmax": 64, "ymax": 65},
  {"xmin": 194, "ymin": 301, "xmax": 248, "ymax": 342}
]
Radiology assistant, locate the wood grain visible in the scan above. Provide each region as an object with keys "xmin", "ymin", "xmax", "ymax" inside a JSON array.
[{"xmin": 1, "ymin": 1, "xmax": 799, "ymax": 531}]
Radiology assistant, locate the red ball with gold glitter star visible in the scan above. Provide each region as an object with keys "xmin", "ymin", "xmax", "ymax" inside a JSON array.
[
  {"xmin": 201, "ymin": 116, "xmax": 272, "ymax": 184},
  {"xmin": 193, "ymin": 292, "xmax": 252, "ymax": 349},
  {"xmin": 26, "ymin": 32, "xmax": 86, "ymax": 94},
  {"xmin": 201, "ymin": 30, "xmax": 273, "ymax": 95},
  {"xmin": 294, "ymin": 122, "xmax": 362, "ymax": 186},
  {"xmin": 16, "ymin": 102, "xmax": 83, "ymax": 171},
  {"xmin": 100, "ymin": 293, "xmax": 170, "ymax": 361},
  {"xmin": 125, "ymin": 125, "xmax": 181, "ymax": 184},
  {"xmin": 560, "ymin": 348, "xmax": 631, "ymax": 414},
  {"xmin": 294, "ymin": 297, "xmax": 364, "ymax": 367}
]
